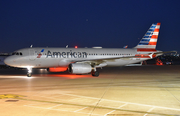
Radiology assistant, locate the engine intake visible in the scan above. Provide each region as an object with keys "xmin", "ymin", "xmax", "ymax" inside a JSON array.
[{"xmin": 68, "ymin": 63, "xmax": 92, "ymax": 74}]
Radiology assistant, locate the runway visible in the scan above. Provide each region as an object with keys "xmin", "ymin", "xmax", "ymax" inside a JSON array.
[{"xmin": 0, "ymin": 65, "xmax": 180, "ymax": 116}]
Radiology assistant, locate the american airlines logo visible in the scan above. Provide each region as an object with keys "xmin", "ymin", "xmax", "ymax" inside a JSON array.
[
  {"xmin": 37, "ymin": 49, "xmax": 44, "ymax": 58},
  {"xmin": 46, "ymin": 50, "xmax": 87, "ymax": 58}
]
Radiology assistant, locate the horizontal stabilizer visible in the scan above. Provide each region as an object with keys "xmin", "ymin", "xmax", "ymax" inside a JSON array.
[{"xmin": 154, "ymin": 51, "xmax": 177, "ymax": 55}]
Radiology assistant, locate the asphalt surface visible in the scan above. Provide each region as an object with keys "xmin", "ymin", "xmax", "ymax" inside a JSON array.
[{"xmin": 0, "ymin": 65, "xmax": 180, "ymax": 116}]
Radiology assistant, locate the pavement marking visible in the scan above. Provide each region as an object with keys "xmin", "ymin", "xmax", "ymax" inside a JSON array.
[
  {"xmin": 2, "ymin": 94, "xmax": 177, "ymax": 116},
  {"xmin": 104, "ymin": 103, "xmax": 128, "ymax": 116},
  {"xmin": 74, "ymin": 107, "xmax": 88, "ymax": 112},
  {"xmin": 30, "ymin": 93, "xmax": 180, "ymax": 115},
  {"xmin": 41, "ymin": 92, "xmax": 180, "ymax": 114},
  {"xmin": 89, "ymin": 80, "xmax": 113, "ymax": 116},
  {"xmin": 0, "ymin": 94, "xmax": 26, "ymax": 99},
  {"xmin": 104, "ymin": 110, "xmax": 115, "ymax": 116},
  {"xmin": 58, "ymin": 93, "xmax": 180, "ymax": 112},
  {"xmin": 24, "ymin": 103, "xmax": 50, "ymax": 106},
  {"xmin": 118, "ymin": 103, "xmax": 128, "ymax": 108},
  {"xmin": 18, "ymin": 97, "xmax": 172, "ymax": 116},
  {"xmin": 143, "ymin": 107, "xmax": 156, "ymax": 116},
  {"xmin": 67, "ymin": 97, "xmax": 80, "ymax": 102},
  {"xmin": 74, "ymin": 107, "xmax": 87, "ymax": 112},
  {"xmin": 25, "ymin": 105, "xmax": 103, "ymax": 116},
  {"xmin": 46, "ymin": 104, "xmax": 63, "ymax": 109}
]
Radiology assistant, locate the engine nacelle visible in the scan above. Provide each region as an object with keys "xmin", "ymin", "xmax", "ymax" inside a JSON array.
[{"xmin": 68, "ymin": 63, "xmax": 92, "ymax": 74}]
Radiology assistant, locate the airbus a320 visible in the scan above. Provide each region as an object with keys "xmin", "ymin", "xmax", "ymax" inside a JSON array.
[{"xmin": 4, "ymin": 23, "xmax": 174, "ymax": 77}]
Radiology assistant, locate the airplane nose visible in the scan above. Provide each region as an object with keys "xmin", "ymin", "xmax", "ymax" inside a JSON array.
[{"xmin": 4, "ymin": 57, "xmax": 13, "ymax": 66}]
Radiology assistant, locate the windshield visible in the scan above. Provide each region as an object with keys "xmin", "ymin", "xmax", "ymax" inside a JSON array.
[{"xmin": 12, "ymin": 52, "xmax": 23, "ymax": 56}]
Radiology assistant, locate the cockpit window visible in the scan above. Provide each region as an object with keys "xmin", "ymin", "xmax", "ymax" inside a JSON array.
[{"xmin": 12, "ymin": 52, "xmax": 23, "ymax": 56}]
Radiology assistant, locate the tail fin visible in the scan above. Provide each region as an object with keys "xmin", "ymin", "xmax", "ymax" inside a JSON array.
[{"xmin": 135, "ymin": 23, "xmax": 161, "ymax": 49}]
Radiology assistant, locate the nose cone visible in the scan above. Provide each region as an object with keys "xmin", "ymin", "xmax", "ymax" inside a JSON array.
[{"xmin": 4, "ymin": 56, "xmax": 13, "ymax": 66}]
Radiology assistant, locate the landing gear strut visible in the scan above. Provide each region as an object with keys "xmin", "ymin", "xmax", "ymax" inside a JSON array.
[{"xmin": 27, "ymin": 67, "xmax": 32, "ymax": 77}]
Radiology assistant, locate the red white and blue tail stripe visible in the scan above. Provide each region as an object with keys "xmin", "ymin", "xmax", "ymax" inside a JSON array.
[{"xmin": 135, "ymin": 23, "xmax": 160, "ymax": 49}]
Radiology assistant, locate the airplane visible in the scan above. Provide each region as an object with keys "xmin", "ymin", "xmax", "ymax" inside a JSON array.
[{"xmin": 4, "ymin": 23, "xmax": 175, "ymax": 77}]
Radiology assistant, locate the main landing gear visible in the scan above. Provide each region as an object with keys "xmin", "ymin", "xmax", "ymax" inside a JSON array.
[
  {"xmin": 91, "ymin": 71, "xmax": 99, "ymax": 77},
  {"xmin": 91, "ymin": 67, "xmax": 99, "ymax": 77},
  {"xmin": 27, "ymin": 67, "xmax": 32, "ymax": 77}
]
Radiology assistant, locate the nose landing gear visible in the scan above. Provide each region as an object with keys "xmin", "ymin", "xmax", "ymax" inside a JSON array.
[{"xmin": 27, "ymin": 67, "xmax": 32, "ymax": 77}]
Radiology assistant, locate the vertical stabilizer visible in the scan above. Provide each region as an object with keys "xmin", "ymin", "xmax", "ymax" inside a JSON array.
[{"xmin": 135, "ymin": 23, "xmax": 161, "ymax": 49}]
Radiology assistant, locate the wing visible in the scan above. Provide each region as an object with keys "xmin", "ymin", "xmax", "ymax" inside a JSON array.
[
  {"xmin": 68, "ymin": 51, "xmax": 177, "ymax": 67},
  {"xmin": 71, "ymin": 55, "xmax": 139, "ymax": 67}
]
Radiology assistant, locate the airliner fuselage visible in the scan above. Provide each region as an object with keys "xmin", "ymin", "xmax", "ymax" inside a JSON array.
[
  {"xmin": 5, "ymin": 23, "xmax": 169, "ymax": 77},
  {"xmin": 5, "ymin": 47, "xmax": 151, "ymax": 68}
]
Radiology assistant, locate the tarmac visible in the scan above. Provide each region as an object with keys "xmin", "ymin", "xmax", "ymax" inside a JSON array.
[{"xmin": 0, "ymin": 65, "xmax": 180, "ymax": 116}]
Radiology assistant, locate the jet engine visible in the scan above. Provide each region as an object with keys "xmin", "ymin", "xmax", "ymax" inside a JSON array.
[{"xmin": 68, "ymin": 63, "xmax": 92, "ymax": 74}]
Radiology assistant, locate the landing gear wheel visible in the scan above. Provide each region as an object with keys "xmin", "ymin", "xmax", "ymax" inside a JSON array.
[
  {"xmin": 27, "ymin": 67, "xmax": 32, "ymax": 77},
  {"xmin": 27, "ymin": 73, "xmax": 32, "ymax": 77},
  {"xmin": 91, "ymin": 71, "xmax": 99, "ymax": 77}
]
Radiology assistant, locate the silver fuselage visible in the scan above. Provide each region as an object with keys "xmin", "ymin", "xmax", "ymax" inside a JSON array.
[{"xmin": 4, "ymin": 47, "xmax": 161, "ymax": 68}]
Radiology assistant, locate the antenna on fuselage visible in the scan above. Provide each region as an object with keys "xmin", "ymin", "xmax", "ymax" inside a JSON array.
[{"xmin": 30, "ymin": 45, "xmax": 33, "ymax": 48}]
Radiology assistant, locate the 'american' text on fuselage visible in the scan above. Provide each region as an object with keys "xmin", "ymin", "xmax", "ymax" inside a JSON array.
[{"xmin": 46, "ymin": 50, "xmax": 87, "ymax": 58}]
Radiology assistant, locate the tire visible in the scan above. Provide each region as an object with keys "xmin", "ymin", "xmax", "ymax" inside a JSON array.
[
  {"xmin": 92, "ymin": 71, "xmax": 99, "ymax": 77},
  {"xmin": 27, "ymin": 73, "xmax": 32, "ymax": 77}
]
